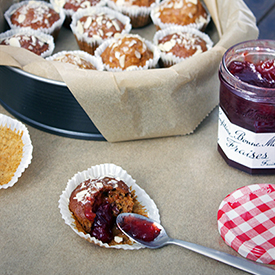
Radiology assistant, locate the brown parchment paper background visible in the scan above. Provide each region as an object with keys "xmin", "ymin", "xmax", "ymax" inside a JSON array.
[{"xmin": 0, "ymin": 0, "xmax": 258, "ymax": 142}]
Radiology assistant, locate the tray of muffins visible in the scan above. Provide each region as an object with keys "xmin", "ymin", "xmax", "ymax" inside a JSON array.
[{"xmin": 0, "ymin": 0, "xmax": 219, "ymax": 140}]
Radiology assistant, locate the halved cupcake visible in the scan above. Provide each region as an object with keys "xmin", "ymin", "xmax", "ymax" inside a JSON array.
[
  {"xmin": 58, "ymin": 163, "xmax": 160, "ymax": 249},
  {"xmin": 0, "ymin": 114, "xmax": 33, "ymax": 189},
  {"xmin": 94, "ymin": 33, "xmax": 160, "ymax": 71},
  {"xmin": 153, "ymin": 26, "xmax": 213, "ymax": 67},
  {"xmin": 70, "ymin": 6, "xmax": 131, "ymax": 55}
]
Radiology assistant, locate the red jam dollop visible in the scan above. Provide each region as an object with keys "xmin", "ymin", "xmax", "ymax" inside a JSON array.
[
  {"xmin": 120, "ymin": 215, "xmax": 161, "ymax": 242},
  {"xmin": 228, "ymin": 60, "xmax": 275, "ymax": 88}
]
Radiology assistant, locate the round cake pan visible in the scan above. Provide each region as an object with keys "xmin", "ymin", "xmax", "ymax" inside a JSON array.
[{"xmin": 0, "ymin": 66, "xmax": 105, "ymax": 140}]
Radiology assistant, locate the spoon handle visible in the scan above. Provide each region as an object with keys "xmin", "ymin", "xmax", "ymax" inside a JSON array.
[{"xmin": 167, "ymin": 238, "xmax": 274, "ymax": 275}]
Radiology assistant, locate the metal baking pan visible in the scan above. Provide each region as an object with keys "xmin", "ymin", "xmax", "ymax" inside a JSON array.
[
  {"xmin": 0, "ymin": 66, "xmax": 105, "ymax": 140},
  {"xmin": 0, "ymin": 0, "xmax": 105, "ymax": 140}
]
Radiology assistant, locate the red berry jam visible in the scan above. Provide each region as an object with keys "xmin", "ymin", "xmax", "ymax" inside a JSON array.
[
  {"xmin": 218, "ymin": 40, "xmax": 275, "ymax": 175},
  {"xmin": 228, "ymin": 60, "xmax": 275, "ymax": 88},
  {"xmin": 120, "ymin": 215, "xmax": 161, "ymax": 242}
]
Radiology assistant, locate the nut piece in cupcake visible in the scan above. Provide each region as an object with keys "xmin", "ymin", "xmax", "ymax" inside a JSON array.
[
  {"xmin": 95, "ymin": 33, "xmax": 160, "ymax": 71},
  {"xmin": 154, "ymin": 26, "xmax": 213, "ymax": 67},
  {"xmin": 150, "ymin": 0, "xmax": 210, "ymax": 31},
  {"xmin": 0, "ymin": 28, "xmax": 55, "ymax": 58},
  {"xmin": 106, "ymin": 0, "xmax": 159, "ymax": 28},
  {"xmin": 47, "ymin": 50, "xmax": 104, "ymax": 70},
  {"xmin": 70, "ymin": 7, "xmax": 131, "ymax": 55},
  {"xmin": 69, "ymin": 177, "xmax": 147, "ymax": 245},
  {"xmin": 4, "ymin": 1, "xmax": 65, "ymax": 40}
]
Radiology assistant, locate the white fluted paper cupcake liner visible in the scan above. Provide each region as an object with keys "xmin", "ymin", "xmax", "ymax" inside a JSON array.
[
  {"xmin": 58, "ymin": 163, "xmax": 160, "ymax": 249},
  {"xmin": 0, "ymin": 114, "xmax": 33, "ymax": 189}
]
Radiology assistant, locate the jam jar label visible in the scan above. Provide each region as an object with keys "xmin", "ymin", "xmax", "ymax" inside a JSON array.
[{"xmin": 218, "ymin": 107, "xmax": 275, "ymax": 169}]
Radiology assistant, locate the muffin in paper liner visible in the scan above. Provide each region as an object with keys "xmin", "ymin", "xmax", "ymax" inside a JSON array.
[
  {"xmin": 153, "ymin": 26, "xmax": 213, "ymax": 67},
  {"xmin": 106, "ymin": 0, "xmax": 160, "ymax": 28},
  {"xmin": 70, "ymin": 6, "xmax": 132, "ymax": 55},
  {"xmin": 0, "ymin": 28, "xmax": 55, "ymax": 58},
  {"xmin": 150, "ymin": 0, "xmax": 210, "ymax": 31},
  {"xmin": 4, "ymin": 0, "xmax": 65, "ymax": 41},
  {"xmin": 0, "ymin": 114, "xmax": 33, "ymax": 189},
  {"xmin": 58, "ymin": 163, "xmax": 160, "ymax": 249},
  {"xmin": 50, "ymin": 0, "xmax": 107, "ymax": 28},
  {"xmin": 94, "ymin": 33, "xmax": 160, "ymax": 72},
  {"xmin": 46, "ymin": 50, "xmax": 104, "ymax": 70}
]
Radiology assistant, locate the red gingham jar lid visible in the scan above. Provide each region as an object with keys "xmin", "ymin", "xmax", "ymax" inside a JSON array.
[{"xmin": 217, "ymin": 184, "xmax": 275, "ymax": 265}]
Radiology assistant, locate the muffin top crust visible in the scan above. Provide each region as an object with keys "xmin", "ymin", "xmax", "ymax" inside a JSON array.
[
  {"xmin": 10, "ymin": 1, "xmax": 60, "ymax": 30},
  {"xmin": 100, "ymin": 34, "xmax": 154, "ymax": 70},
  {"xmin": 0, "ymin": 33, "xmax": 50, "ymax": 56},
  {"xmin": 153, "ymin": 0, "xmax": 208, "ymax": 27},
  {"xmin": 157, "ymin": 31, "xmax": 208, "ymax": 58},
  {"xmin": 76, "ymin": 12, "xmax": 126, "ymax": 40}
]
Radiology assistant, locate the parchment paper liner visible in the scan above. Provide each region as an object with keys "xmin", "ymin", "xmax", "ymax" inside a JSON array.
[
  {"xmin": 0, "ymin": 0, "xmax": 259, "ymax": 142},
  {"xmin": 50, "ymin": 0, "xmax": 107, "ymax": 27},
  {"xmin": 106, "ymin": 0, "xmax": 160, "ymax": 28},
  {"xmin": 70, "ymin": 6, "xmax": 132, "ymax": 55},
  {"xmin": 58, "ymin": 163, "xmax": 160, "ymax": 249},
  {"xmin": 94, "ymin": 33, "xmax": 160, "ymax": 71},
  {"xmin": 150, "ymin": 0, "xmax": 211, "ymax": 31},
  {"xmin": 153, "ymin": 25, "xmax": 213, "ymax": 67},
  {"xmin": 4, "ymin": 0, "xmax": 65, "ymax": 41},
  {"xmin": 0, "ymin": 28, "xmax": 55, "ymax": 58},
  {"xmin": 46, "ymin": 50, "xmax": 104, "ymax": 70},
  {"xmin": 0, "ymin": 114, "xmax": 33, "ymax": 189}
]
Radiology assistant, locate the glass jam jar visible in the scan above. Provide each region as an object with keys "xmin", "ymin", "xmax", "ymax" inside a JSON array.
[{"xmin": 218, "ymin": 40, "xmax": 275, "ymax": 175}]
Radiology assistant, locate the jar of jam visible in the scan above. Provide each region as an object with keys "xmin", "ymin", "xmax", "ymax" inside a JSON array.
[{"xmin": 218, "ymin": 40, "xmax": 275, "ymax": 175}]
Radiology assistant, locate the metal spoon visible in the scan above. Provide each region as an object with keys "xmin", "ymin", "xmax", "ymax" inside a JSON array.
[{"xmin": 116, "ymin": 213, "xmax": 274, "ymax": 275}]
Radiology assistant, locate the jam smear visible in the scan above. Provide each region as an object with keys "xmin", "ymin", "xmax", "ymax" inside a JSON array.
[
  {"xmin": 120, "ymin": 215, "xmax": 161, "ymax": 242},
  {"xmin": 228, "ymin": 60, "xmax": 275, "ymax": 88}
]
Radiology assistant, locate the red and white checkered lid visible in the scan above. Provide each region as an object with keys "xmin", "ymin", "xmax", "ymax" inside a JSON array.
[{"xmin": 217, "ymin": 184, "xmax": 275, "ymax": 265}]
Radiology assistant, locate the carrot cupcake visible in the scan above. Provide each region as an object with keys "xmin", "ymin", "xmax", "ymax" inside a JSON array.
[
  {"xmin": 70, "ymin": 6, "xmax": 131, "ymax": 55},
  {"xmin": 153, "ymin": 26, "xmax": 213, "ymax": 67},
  {"xmin": 4, "ymin": 0, "xmax": 65, "ymax": 41},
  {"xmin": 46, "ymin": 50, "xmax": 104, "ymax": 70},
  {"xmin": 0, "ymin": 28, "xmax": 55, "ymax": 58},
  {"xmin": 150, "ymin": 0, "xmax": 210, "ymax": 31},
  {"xmin": 106, "ymin": 0, "xmax": 159, "ymax": 28},
  {"xmin": 94, "ymin": 33, "xmax": 160, "ymax": 71}
]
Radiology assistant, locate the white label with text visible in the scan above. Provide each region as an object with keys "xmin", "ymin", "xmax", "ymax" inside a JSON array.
[{"xmin": 218, "ymin": 107, "xmax": 275, "ymax": 169}]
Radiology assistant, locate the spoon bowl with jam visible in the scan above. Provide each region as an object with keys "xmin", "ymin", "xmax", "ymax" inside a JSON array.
[{"xmin": 117, "ymin": 213, "xmax": 274, "ymax": 275}]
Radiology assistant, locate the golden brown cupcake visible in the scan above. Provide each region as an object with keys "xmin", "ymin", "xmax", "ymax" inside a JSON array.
[
  {"xmin": 94, "ymin": 33, "xmax": 160, "ymax": 71},
  {"xmin": 106, "ymin": 0, "xmax": 159, "ymax": 28},
  {"xmin": 150, "ymin": 0, "xmax": 210, "ymax": 31},
  {"xmin": 70, "ymin": 6, "xmax": 131, "ymax": 55},
  {"xmin": 0, "ymin": 28, "xmax": 55, "ymax": 57},
  {"xmin": 4, "ymin": 1, "xmax": 65, "ymax": 41},
  {"xmin": 153, "ymin": 26, "xmax": 213, "ymax": 67}
]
